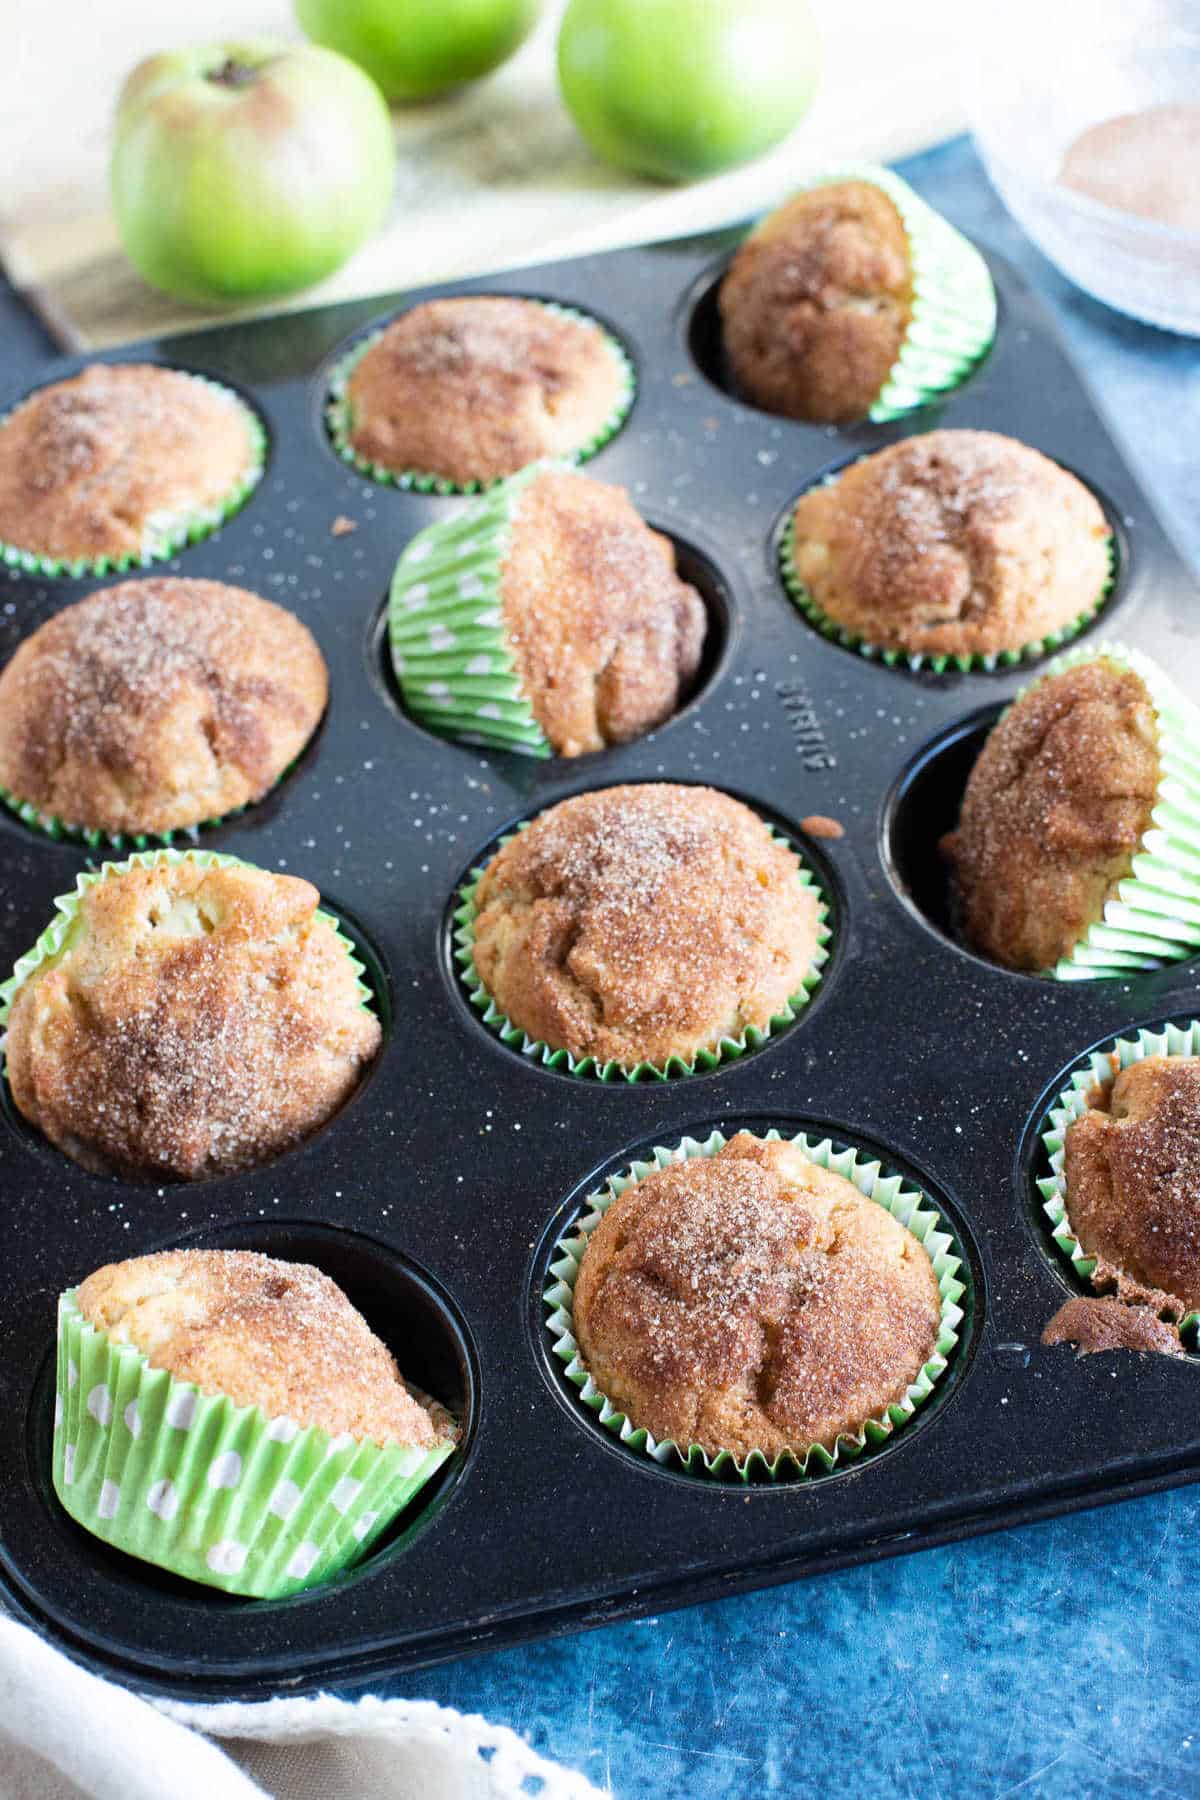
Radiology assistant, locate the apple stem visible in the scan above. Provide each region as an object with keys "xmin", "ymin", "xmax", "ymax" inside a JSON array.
[{"xmin": 206, "ymin": 58, "xmax": 260, "ymax": 90}]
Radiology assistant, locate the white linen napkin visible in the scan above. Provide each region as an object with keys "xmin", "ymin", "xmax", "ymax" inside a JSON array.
[{"xmin": 0, "ymin": 1617, "xmax": 605, "ymax": 1799}]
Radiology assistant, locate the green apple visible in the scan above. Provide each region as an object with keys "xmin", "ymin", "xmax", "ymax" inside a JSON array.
[
  {"xmin": 111, "ymin": 40, "xmax": 395, "ymax": 304},
  {"xmin": 558, "ymin": 0, "xmax": 820, "ymax": 183},
  {"xmin": 294, "ymin": 0, "xmax": 542, "ymax": 102}
]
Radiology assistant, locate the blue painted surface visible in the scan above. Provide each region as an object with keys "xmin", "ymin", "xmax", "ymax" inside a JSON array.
[
  {"xmin": 4, "ymin": 135, "xmax": 1198, "ymax": 1799},
  {"xmin": 392, "ymin": 139, "xmax": 1200, "ymax": 1799}
]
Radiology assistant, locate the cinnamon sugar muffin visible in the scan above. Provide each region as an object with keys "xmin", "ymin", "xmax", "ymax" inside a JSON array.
[
  {"xmin": 465, "ymin": 784, "xmax": 824, "ymax": 1071},
  {"xmin": 78, "ymin": 1250, "xmax": 450, "ymax": 1447},
  {"xmin": 0, "ymin": 364, "xmax": 262, "ymax": 571},
  {"xmin": 3, "ymin": 854, "xmax": 381, "ymax": 1180},
  {"xmin": 332, "ymin": 296, "xmax": 632, "ymax": 488},
  {"xmin": 0, "ymin": 578, "xmax": 327, "ymax": 838},
  {"xmin": 1041, "ymin": 1295, "xmax": 1184, "ymax": 1357},
  {"xmin": 56, "ymin": 1248, "xmax": 456, "ymax": 1595},
  {"xmin": 390, "ymin": 466, "xmax": 706, "ymax": 758},
  {"xmin": 1063, "ymin": 1057, "xmax": 1200, "ymax": 1317},
  {"xmin": 786, "ymin": 430, "xmax": 1112, "ymax": 663},
  {"xmin": 720, "ymin": 181, "xmax": 913, "ymax": 423},
  {"xmin": 572, "ymin": 1132, "xmax": 942, "ymax": 1458},
  {"xmin": 942, "ymin": 656, "xmax": 1159, "ymax": 971}
]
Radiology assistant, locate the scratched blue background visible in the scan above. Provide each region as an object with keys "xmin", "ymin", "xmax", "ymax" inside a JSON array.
[{"xmin": 5, "ymin": 136, "xmax": 1200, "ymax": 1798}]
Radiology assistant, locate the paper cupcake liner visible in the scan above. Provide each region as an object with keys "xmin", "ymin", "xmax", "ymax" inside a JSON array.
[
  {"xmin": 52, "ymin": 1291, "xmax": 454, "ymax": 1597},
  {"xmin": 453, "ymin": 821, "xmax": 831, "ymax": 1080},
  {"xmin": 0, "ymin": 849, "xmax": 376, "ymax": 1039},
  {"xmin": 1013, "ymin": 644, "xmax": 1200, "ymax": 980},
  {"xmin": 779, "ymin": 506, "xmax": 1116, "ymax": 674},
  {"xmin": 0, "ymin": 376, "xmax": 266, "ymax": 580},
  {"xmin": 325, "ymin": 301, "xmax": 635, "ymax": 494},
  {"xmin": 1037, "ymin": 1020, "xmax": 1200, "ymax": 1339},
  {"xmin": 389, "ymin": 460, "xmax": 552, "ymax": 756},
  {"xmin": 544, "ymin": 1129, "xmax": 966, "ymax": 1481}
]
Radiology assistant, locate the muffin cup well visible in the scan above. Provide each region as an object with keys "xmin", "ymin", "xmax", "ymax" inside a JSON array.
[
  {"xmin": 453, "ymin": 823, "xmax": 831, "ymax": 1081},
  {"xmin": 0, "ymin": 848, "xmax": 377, "ymax": 1040},
  {"xmin": 544, "ymin": 1130, "xmax": 966, "ymax": 1481},
  {"xmin": 0, "ymin": 376, "xmax": 266, "ymax": 580},
  {"xmin": 1024, "ymin": 644, "xmax": 1200, "ymax": 980},
  {"xmin": 52, "ymin": 1291, "xmax": 454, "ymax": 1598},
  {"xmin": 325, "ymin": 301, "xmax": 635, "ymax": 495},
  {"xmin": 388, "ymin": 461, "xmax": 551, "ymax": 756},
  {"xmin": 1037, "ymin": 1019, "xmax": 1200, "ymax": 1338},
  {"xmin": 779, "ymin": 507, "xmax": 1116, "ymax": 675}
]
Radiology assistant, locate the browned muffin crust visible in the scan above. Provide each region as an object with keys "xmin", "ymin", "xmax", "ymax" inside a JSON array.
[
  {"xmin": 942, "ymin": 658, "xmax": 1159, "ymax": 971},
  {"xmin": 789, "ymin": 430, "xmax": 1112, "ymax": 660},
  {"xmin": 573, "ymin": 1133, "xmax": 941, "ymax": 1458},
  {"xmin": 500, "ymin": 470, "xmax": 706, "ymax": 757},
  {"xmin": 720, "ymin": 181, "xmax": 912, "ymax": 423},
  {"xmin": 1063, "ymin": 1057, "xmax": 1200, "ymax": 1315},
  {"xmin": 78, "ymin": 1250, "xmax": 454, "ymax": 1446},
  {"xmin": 6, "ymin": 859, "xmax": 381, "ymax": 1181},
  {"xmin": 343, "ymin": 297, "xmax": 626, "ymax": 486},
  {"xmin": 1041, "ymin": 1295, "xmax": 1183, "ymax": 1357},
  {"xmin": 470, "ymin": 784, "xmax": 820, "ymax": 1069},
  {"xmin": 0, "ymin": 365, "xmax": 257, "ymax": 564},
  {"xmin": 0, "ymin": 579, "xmax": 328, "ymax": 836}
]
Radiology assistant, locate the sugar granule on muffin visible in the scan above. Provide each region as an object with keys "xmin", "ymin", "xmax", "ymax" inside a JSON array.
[
  {"xmin": 0, "ymin": 364, "xmax": 261, "ymax": 567},
  {"xmin": 4, "ymin": 856, "xmax": 381, "ymax": 1180},
  {"xmin": 720, "ymin": 180, "xmax": 913, "ymax": 424},
  {"xmin": 336, "ymin": 296, "xmax": 630, "ymax": 487},
  {"xmin": 0, "ymin": 578, "xmax": 328, "ymax": 838},
  {"xmin": 787, "ymin": 429, "xmax": 1112, "ymax": 663},
  {"xmin": 77, "ymin": 1249, "xmax": 453, "ymax": 1447},
  {"xmin": 1063, "ymin": 1056, "xmax": 1200, "ymax": 1317},
  {"xmin": 467, "ymin": 784, "xmax": 822, "ymax": 1070},
  {"xmin": 572, "ymin": 1132, "xmax": 941, "ymax": 1459},
  {"xmin": 942, "ymin": 656, "xmax": 1159, "ymax": 971}
]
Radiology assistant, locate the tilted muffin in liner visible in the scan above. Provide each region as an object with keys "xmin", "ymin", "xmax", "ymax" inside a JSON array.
[
  {"xmin": 326, "ymin": 301, "xmax": 634, "ymax": 495},
  {"xmin": 0, "ymin": 375, "xmax": 266, "ymax": 580},
  {"xmin": 53, "ymin": 1289, "xmax": 455, "ymax": 1597},
  {"xmin": 544, "ymin": 1130, "xmax": 965, "ymax": 1481},
  {"xmin": 452, "ymin": 821, "xmax": 831, "ymax": 1081},
  {"xmin": 733, "ymin": 162, "xmax": 997, "ymax": 423},
  {"xmin": 1038, "ymin": 1018, "xmax": 1200, "ymax": 1340}
]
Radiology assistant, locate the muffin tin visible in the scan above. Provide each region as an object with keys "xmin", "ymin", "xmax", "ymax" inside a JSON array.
[{"xmin": 1, "ymin": 222, "xmax": 1199, "ymax": 1701}]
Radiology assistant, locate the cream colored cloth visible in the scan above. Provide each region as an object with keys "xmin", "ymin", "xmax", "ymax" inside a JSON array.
[{"xmin": 0, "ymin": 1618, "xmax": 604, "ymax": 1800}]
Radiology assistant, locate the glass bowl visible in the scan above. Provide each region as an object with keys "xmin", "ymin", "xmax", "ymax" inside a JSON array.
[{"xmin": 967, "ymin": 0, "xmax": 1200, "ymax": 335}]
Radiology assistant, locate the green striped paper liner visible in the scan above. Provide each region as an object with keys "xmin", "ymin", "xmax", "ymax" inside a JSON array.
[
  {"xmin": 454, "ymin": 819, "xmax": 831, "ymax": 1080},
  {"xmin": 325, "ymin": 301, "xmax": 635, "ymax": 494},
  {"xmin": 389, "ymin": 461, "xmax": 550, "ymax": 756},
  {"xmin": 1037, "ymin": 1020, "xmax": 1200, "ymax": 1339},
  {"xmin": 545, "ymin": 1129, "xmax": 965, "ymax": 1481},
  {"xmin": 0, "ymin": 375, "xmax": 266, "ymax": 579},
  {"xmin": 779, "ymin": 500, "xmax": 1116, "ymax": 674},
  {"xmin": 53, "ymin": 1289, "xmax": 454, "ymax": 1597},
  {"xmin": 1018, "ymin": 643, "xmax": 1200, "ymax": 980},
  {"xmin": 0, "ymin": 849, "xmax": 376, "ymax": 1042}
]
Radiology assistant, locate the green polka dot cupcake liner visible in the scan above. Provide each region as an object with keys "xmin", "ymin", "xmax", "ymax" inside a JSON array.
[
  {"xmin": 453, "ymin": 820, "xmax": 831, "ymax": 1080},
  {"xmin": 778, "ymin": 505, "xmax": 1116, "ymax": 674},
  {"xmin": 739, "ymin": 162, "xmax": 996, "ymax": 422},
  {"xmin": 1017, "ymin": 642, "xmax": 1200, "ymax": 980},
  {"xmin": 389, "ymin": 461, "xmax": 553, "ymax": 756},
  {"xmin": 1037, "ymin": 1019, "xmax": 1200, "ymax": 1339},
  {"xmin": 0, "ymin": 375, "xmax": 266, "ymax": 580},
  {"xmin": 325, "ymin": 301, "xmax": 635, "ymax": 494},
  {"xmin": 52, "ymin": 1290, "xmax": 454, "ymax": 1597},
  {"xmin": 0, "ymin": 848, "xmax": 376, "ymax": 1042},
  {"xmin": 544, "ymin": 1129, "xmax": 966, "ymax": 1482}
]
